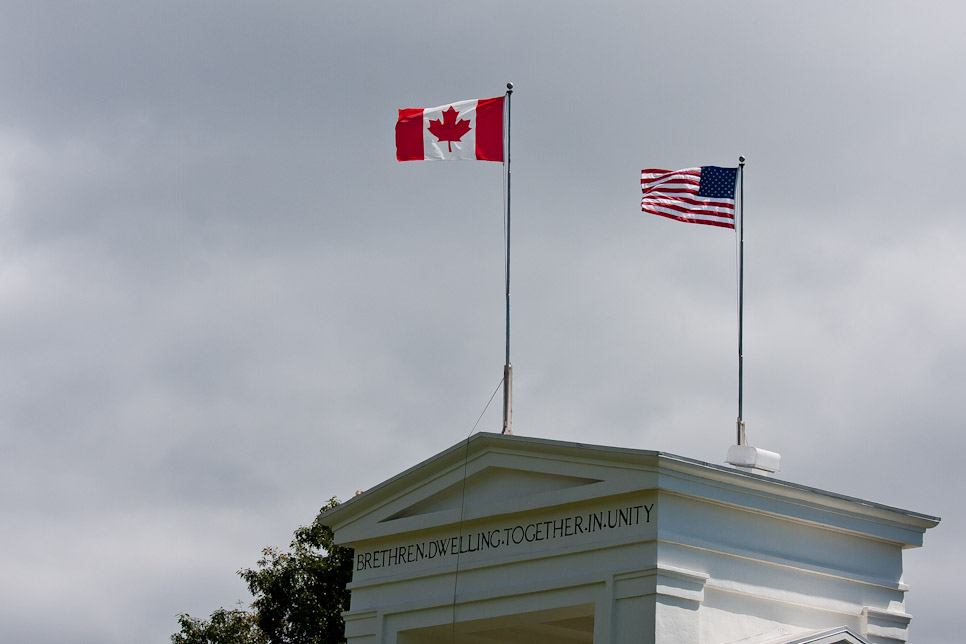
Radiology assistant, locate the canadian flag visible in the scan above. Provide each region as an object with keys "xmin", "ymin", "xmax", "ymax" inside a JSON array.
[{"xmin": 396, "ymin": 97, "xmax": 505, "ymax": 162}]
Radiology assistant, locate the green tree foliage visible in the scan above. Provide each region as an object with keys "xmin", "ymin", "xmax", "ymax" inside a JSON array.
[
  {"xmin": 241, "ymin": 498, "xmax": 353, "ymax": 644},
  {"xmin": 172, "ymin": 607, "xmax": 266, "ymax": 644},
  {"xmin": 172, "ymin": 498, "xmax": 353, "ymax": 644}
]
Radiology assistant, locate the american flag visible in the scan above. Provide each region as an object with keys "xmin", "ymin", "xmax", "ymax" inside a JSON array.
[{"xmin": 641, "ymin": 166, "xmax": 738, "ymax": 229}]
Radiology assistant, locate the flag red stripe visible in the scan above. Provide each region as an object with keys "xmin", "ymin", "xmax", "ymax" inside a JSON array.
[
  {"xmin": 646, "ymin": 186, "xmax": 701, "ymax": 195},
  {"xmin": 642, "ymin": 168, "xmax": 700, "ymax": 178},
  {"xmin": 642, "ymin": 171, "xmax": 699, "ymax": 184},
  {"xmin": 475, "ymin": 96, "xmax": 504, "ymax": 162},
  {"xmin": 643, "ymin": 199, "xmax": 735, "ymax": 219},
  {"xmin": 643, "ymin": 193, "xmax": 735, "ymax": 211},
  {"xmin": 395, "ymin": 108, "xmax": 424, "ymax": 161},
  {"xmin": 643, "ymin": 181, "xmax": 701, "ymax": 192},
  {"xmin": 643, "ymin": 204, "xmax": 735, "ymax": 226},
  {"xmin": 645, "ymin": 208, "xmax": 735, "ymax": 229}
]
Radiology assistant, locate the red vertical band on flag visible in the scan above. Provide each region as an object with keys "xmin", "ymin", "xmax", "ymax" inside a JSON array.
[
  {"xmin": 395, "ymin": 108, "xmax": 424, "ymax": 161},
  {"xmin": 474, "ymin": 96, "xmax": 504, "ymax": 162}
]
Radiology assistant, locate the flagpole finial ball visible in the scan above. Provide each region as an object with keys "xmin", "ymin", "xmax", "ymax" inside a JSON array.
[
  {"xmin": 739, "ymin": 155, "xmax": 746, "ymax": 164},
  {"xmin": 507, "ymin": 82, "xmax": 513, "ymax": 91}
]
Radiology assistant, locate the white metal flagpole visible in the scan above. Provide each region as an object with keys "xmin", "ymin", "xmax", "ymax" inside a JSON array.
[
  {"xmin": 726, "ymin": 156, "xmax": 780, "ymax": 475},
  {"xmin": 502, "ymin": 82, "xmax": 514, "ymax": 435},
  {"xmin": 736, "ymin": 155, "xmax": 745, "ymax": 445}
]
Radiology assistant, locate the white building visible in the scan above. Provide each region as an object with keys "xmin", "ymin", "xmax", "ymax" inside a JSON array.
[{"xmin": 321, "ymin": 433, "xmax": 938, "ymax": 644}]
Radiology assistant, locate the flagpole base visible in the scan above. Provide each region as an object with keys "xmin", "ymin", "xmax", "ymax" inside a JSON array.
[{"xmin": 502, "ymin": 364, "xmax": 513, "ymax": 435}]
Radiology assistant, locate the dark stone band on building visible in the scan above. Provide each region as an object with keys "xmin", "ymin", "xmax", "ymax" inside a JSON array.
[{"xmin": 356, "ymin": 503, "xmax": 653, "ymax": 571}]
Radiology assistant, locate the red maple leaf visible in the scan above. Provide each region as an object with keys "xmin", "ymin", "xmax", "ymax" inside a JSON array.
[{"xmin": 428, "ymin": 106, "xmax": 472, "ymax": 153}]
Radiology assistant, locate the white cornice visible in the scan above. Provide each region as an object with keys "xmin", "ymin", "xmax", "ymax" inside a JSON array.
[{"xmin": 320, "ymin": 433, "xmax": 939, "ymax": 547}]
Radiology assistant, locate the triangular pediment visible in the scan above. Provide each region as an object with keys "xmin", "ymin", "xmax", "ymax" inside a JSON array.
[
  {"xmin": 382, "ymin": 466, "xmax": 602, "ymax": 522},
  {"xmin": 748, "ymin": 627, "xmax": 869, "ymax": 644},
  {"xmin": 321, "ymin": 434, "xmax": 653, "ymax": 544}
]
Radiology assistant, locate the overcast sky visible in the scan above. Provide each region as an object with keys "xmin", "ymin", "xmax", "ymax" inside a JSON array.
[{"xmin": 1, "ymin": 2, "xmax": 962, "ymax": 642}]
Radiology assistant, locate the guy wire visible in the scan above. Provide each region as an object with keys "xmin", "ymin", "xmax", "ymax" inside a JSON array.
[{"xmin": 450, "ymin": 376, "xmax": 505, "ymax": 642}]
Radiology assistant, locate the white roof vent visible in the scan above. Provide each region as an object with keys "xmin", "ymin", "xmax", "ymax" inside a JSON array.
[{"xmin": 727, "ymin": 444, "xmax": 781, "ymax": 475}]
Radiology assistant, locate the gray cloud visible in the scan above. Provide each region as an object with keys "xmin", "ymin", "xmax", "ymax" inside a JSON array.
[{"xmin": 0, "ymin": 1, "xmax": 961, "ymax": 642}]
